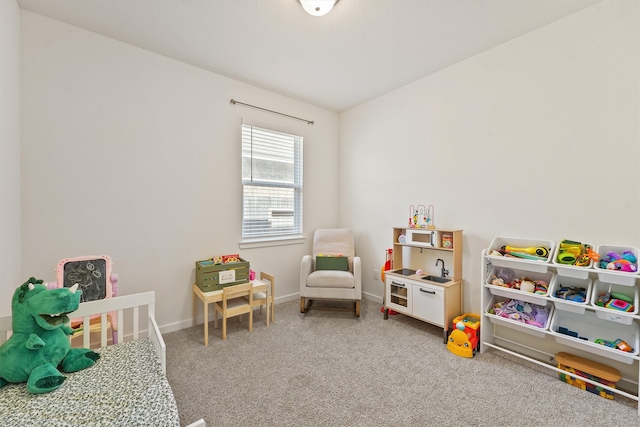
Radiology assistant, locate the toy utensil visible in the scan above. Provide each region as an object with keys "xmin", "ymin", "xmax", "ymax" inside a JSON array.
[
  {"xmin": 503, "ymin": 245, "xmax": 549, "ymax": 258},
  {"xmin": 505, "ymin": 251, "xmax": 548, "ymax": 261}
]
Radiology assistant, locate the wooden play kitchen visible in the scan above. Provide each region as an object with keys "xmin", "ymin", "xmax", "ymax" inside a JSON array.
[{"xmin": 383, "ymin": 227, "xmax": 463, "ymax": 343}]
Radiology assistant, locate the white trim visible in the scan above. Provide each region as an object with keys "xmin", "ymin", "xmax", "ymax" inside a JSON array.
[
  {"xmin": 164, "ymin": 293, "xmax": 302, "ymax": 335},
  {"xmin": 362, "ymin": 291, "xmax": 383, "ymax": 304},
  {"xmin": 239, "ymin": 235, "xmax": 305, "ymax": 249}
]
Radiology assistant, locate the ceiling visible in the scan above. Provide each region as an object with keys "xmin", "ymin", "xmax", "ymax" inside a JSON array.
[{"xmin": 16, "ymin": 0, "xmax": 604, "ymax": 112}]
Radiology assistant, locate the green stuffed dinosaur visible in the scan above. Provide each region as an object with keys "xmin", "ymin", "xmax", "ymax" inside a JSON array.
[{"xmin": 0, "ymin": 277, "xmax": 100, "ymax": 393}]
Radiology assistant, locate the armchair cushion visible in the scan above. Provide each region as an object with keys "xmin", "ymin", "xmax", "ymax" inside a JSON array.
[
  {"xmin": 306, "ymin": 270, "xmax": 355, "ymax": 289},
  {"xmin": 315, "ymin": 256, "xmax": 349, "ymax": 271}
]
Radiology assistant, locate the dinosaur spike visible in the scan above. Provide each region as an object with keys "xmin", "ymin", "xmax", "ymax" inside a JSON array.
[
  {"xmin": 28, "ymin": 283, "xmax": 34, "ymax": 291},
  {"xmin": 69, "ymin": 283, "xmax": 79, "ymax": 294}
]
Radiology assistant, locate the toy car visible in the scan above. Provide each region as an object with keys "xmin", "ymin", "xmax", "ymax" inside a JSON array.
[{"xmin": 447, "ymin": 314, "xmax": 480, "ymax": 358}]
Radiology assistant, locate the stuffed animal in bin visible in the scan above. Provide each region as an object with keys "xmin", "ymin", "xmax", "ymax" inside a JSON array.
[{"xmin": 0, "ymin": 277, "xmax": 100, "ymax": 393}]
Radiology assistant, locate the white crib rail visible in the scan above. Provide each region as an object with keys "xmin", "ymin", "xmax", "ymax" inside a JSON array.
[
  {"xmin": 0, "ymin": 291, "xmax": 167, "ymax": 375},
  {"xmin": 71, "ymin": 291, "xmax": 166, "ymax": 374}
]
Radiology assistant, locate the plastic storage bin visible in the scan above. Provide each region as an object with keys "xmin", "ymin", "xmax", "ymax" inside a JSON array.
[
  {"xmin": 486, "ymin": 237, "xmax": 555, "ymax": 273},
  {"xmin": 549, "ymin": 309, "xmax": 639, "ymax": 364},
  {"xmin": 549, "ymin": 276, "xmax": 592, "ymax": 314},
  {"xmin": 590, "ymin": 280, "xmax": 639, "ymax": 325},
  {"xmin": 484, "ymin": 266, "xmax": 553, "ymax": 305},
  {"xmin": 484, "ymin": 295, "xmax": 553, "ymax": 338},
  {"xmin": 593, "ymin": 244, "xmax": 640, "ymax": 286},
  {"xmin": 552, "ymin": 241, "xmax": 594, "ymax": 279}
]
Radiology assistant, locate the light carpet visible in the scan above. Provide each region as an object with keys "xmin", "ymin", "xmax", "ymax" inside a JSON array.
[{"xmin": 164, "ymin": 298, "xmax": 637, "ymax": 426}]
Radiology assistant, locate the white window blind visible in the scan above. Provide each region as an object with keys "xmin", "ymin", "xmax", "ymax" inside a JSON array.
[{"xmin": 242, "ymin": 124, "xmax": 303, "ymax": 240}]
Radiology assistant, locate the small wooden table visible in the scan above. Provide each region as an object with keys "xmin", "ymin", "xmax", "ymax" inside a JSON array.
[{"xmin": 192, "ymin": 279, "xmax": 269, "ymax": 346}]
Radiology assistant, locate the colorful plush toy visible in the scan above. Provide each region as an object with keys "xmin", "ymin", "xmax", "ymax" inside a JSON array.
[
  {"xmin": 0, "ymin": 277, "xmax": 100, "ymax": 393},
  {"xmin": 598, "ymin": 251, "xmax": 639, "ymax": 272}
]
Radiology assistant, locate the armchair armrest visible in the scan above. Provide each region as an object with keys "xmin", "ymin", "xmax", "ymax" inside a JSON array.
[
  {"xmin": 353, "ymin": 256, "xmax": 362, "ymax": 296},
  {"xmin": 300, "ymin": 255, "xmax": 314, "ymax": 292}
]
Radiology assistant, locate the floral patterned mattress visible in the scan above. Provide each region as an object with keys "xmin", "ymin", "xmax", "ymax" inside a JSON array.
[{"xmin": 0, "ymin": 338, "xmax": 179, "ymax": 427}]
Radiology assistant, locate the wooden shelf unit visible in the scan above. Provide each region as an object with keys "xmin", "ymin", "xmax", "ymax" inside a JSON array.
[{"xmin": 391, "ymin": 227, "xmax": 463, "ymax": 282}]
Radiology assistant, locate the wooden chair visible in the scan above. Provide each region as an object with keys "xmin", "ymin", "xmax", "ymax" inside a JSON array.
[
  {"xmin": 247, "ymin": 272, "xmax": 275, "ymax": 326},
  {"xmin": 213, "ymin": 283, "xmax": 253, "ymax": 340}
]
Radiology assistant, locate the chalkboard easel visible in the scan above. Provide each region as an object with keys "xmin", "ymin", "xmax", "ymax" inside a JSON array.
[{"xmin": 56, "ymin": 255, "xmax": 113, "ymax": 303}]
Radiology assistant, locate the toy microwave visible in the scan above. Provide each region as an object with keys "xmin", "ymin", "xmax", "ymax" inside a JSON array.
[{"xmin": 405, "ymin": 229, "xmax": 435, "ymax": 247}]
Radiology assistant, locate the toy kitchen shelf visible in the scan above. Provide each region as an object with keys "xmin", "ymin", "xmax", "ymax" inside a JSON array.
[
  {"xmin": 383, "ymin": 227, "xmax": 463, "ymax": 343},
  {"xmin": 479, "ymin": 238, "xmax": 640, "ymax": 414}
]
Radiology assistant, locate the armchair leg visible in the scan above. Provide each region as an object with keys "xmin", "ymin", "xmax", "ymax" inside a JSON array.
[
  {"xmin": 300, "ymin": 297, "xmax": 311, "ymax": 313},
  {"xmin": 355, "ymin": 300, "xmax": 361, "ymax": 317}
]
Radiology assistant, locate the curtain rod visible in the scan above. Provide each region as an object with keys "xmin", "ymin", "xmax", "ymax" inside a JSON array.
[{"xmin": 230, "ymin": 99, "xmax": 314, "ymax": 125}]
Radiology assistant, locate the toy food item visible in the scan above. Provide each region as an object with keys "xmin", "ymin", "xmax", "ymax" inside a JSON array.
[
  {"xmin": 520, "ymin": 280, "xmax": 535, "ymax": 293},
  {"xmin": 595, "ymin": 338, "xmax": 616, "ymax": 348},
  {"xmin": 491, "ymin": 276, "xmax": 505, "ymax": 287},
  {"xmin": 614, "ymin": 339, "xmax": 633, "ymax": 352}
]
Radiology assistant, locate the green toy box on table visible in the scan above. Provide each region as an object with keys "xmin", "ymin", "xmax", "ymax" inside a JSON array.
[{"xmin": 195, "ymin": 254, "xmax": 250, "ymax": 292}]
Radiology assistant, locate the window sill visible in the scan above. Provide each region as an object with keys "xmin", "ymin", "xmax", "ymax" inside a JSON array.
[{"xmin": 239, "ymin": 235, "xmax": 306, "ymax": 249}]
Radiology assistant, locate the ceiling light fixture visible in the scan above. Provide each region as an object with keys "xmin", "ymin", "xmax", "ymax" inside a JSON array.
[{"xmin": 298, "ymin": 0, "xmax": 339, "ymax": 17}]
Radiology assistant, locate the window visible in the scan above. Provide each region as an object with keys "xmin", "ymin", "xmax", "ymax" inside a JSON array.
[{"xmin": 242, "ymin": 124, "xmax": 303, "ymax": 241}]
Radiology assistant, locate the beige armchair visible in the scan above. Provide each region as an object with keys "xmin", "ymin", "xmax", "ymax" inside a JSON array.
[{"xmin": 300, "ymin": 228, "xmax": 361, "ymax": 316}]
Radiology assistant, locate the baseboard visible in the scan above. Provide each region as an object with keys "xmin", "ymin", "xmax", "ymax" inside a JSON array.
[
  {"xmin": 160, "ymin": 292, "xmax": 383, "ymax": 335},
  {"xmin": 159, "ymin": 293, "xmax": 302, "ymax": 335},
  {"xmin": 275, "ymin": 292, "xmax": 301, "ymax": 303},
  {"xmin": 362, "ymin": 291, "xmax": 382, "ymax": 304}
]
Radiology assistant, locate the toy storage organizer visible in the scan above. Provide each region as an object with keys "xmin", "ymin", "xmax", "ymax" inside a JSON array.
[{"xmin": 480, "ymin": 237, "xmax": 640, "ymax": 414}]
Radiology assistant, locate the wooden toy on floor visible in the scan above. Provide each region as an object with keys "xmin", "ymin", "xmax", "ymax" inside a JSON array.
[{"xmin": 555, "ymin": 352, "xmax": 622, "ymax": 399}]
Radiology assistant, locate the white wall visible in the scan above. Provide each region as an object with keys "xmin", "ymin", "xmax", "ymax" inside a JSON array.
[
  {"xmin": 17, "ymin": 0, "xmax": 640, "ymax": 329},
  {"xmin": 0, "ymin": 0, "xmax": 21, "ymax": 315},
  {"xmin": 20, "ymin": 11, "xmax": 339, "ymax": 331},
  {"xmin": 340, "ymin": 0, "xmax": 639, "ymax": 313}
]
